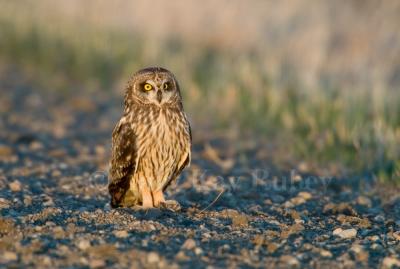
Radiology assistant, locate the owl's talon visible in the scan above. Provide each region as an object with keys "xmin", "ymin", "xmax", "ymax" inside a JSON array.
[
  {"xmin": 153, "ymin": 190, "xmax": 166, "ymax": 207},
  {"xmin": 160, "ymin": 200, "xmax": 181, "ymax": 212}
]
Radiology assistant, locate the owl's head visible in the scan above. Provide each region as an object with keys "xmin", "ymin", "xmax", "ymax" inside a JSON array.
[{"xmin": 125, "ymin": 67, "xmax": 182, "ymax": 108}]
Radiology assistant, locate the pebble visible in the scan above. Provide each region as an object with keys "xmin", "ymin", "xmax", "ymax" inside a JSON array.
[
  {"xmin": 297, "ymin": 191, "xmax": 312, "ymax": 200},
  {"xmin": 175, "ymin": 251, "xmax": 189, "ymax": 261},
  {"xmin": 290, "ymin": 196, "xmax": 307, "ymax": 206},
  {"xmin": 89, "ymin": 259, "xmax": 105, "ymax": 268},
  {"xmin": 374, "ymin": 215, "xmax": 385, "ymax": 223},
  {"xmin": 356, "ymin": 196, "xmax": 372, "ymax": 207},
  {"xmin": 2, "ymin": 251, "xmax": 17, "ymax": 262},
  {"xmin": 0, "ymin": 145, "xmax": 13, "ymax": 156},
  {"xmin": 281, "ymin": 223, "xmax": 305, "ymax": 239},
  {"xmin": 23, "ymin": 195, "xmax": 32, "ymax": 206},
  {"xmin": 392, "ymin": 231, "xmax": 400, "ymax": 241},
  {"xmin": 0, "ymin": 198, "xmax": 10, "ymax": 209},
  {"xmin": 319, "ymin": 249, "xmax": 332, "ymax": 258},
  {"xmin": 333, "ymin": 228, "xmax": 357, "ymax": 239},
  {"xmin": 147, "ymin": 252, "xmax": 160, "ymax": 263},
  {"xmin": 284, "ymin": 201, "xmax": 295, "ymax": 208},
  {"xmin": 182, "ymin": 238, "xmax": 196, "ymax": 250},
  {"xmin": 9, "ymin": 180, "xmax": 22, "ymax": 192},
  {"xmin": 382, "ymin": 257, "xmax": 400, "ymax": 268},
  {"xmin": 77, "ymin": 239, "xmax": 91, "ymax": 250},
  {"xmin": 113, "ymin": 230, "xmax": 129, "ymax": 238},
  {"xmin": 351, "ymin": 244, "xmax": 368, "ymax": 262},
  {"xmin": 194, "ymin": 247, "xmax": 203, "ymax": 255},
  {"xmin": 231, "ymin": 214, "xmax": 249, "ymax": 228},
  {"xmin": 368, "ymin": 235, "xmax": 380, "ymax": 242},
  {"xmin": 280, "ymin": 255, "xmax": 300, "ymax": 267},
  {"xmin": 267, "ymin": 243, "xmax": 279, "ymax": 253},
  {"xmin": 29, "ymin": 141, "xmax": 43, "ymax": 150}
]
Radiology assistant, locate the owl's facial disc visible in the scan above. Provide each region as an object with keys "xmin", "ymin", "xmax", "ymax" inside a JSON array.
[{"xmin": 139, "ymin": 77, "xmax": 175, "ymax": 105}]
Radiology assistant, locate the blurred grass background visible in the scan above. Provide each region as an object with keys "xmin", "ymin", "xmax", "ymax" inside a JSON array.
[{"xmin": 0, "ymin": 0, "xmax": 399, "ymax": 182}]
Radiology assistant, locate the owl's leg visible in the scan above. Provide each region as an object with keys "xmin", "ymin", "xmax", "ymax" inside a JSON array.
[
  {"xmin": 138, "ymin": 177, "xmax": 154, "ymax": 208},
  {"xmin": 141, "ymin": 185, "xmax": 154, "ymax": 208},
  {"xmin": 152, "ymin": 190, "xmax": 165, "ymax": 207}
]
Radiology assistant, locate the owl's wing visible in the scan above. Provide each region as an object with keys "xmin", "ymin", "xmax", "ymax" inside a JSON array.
[
  {"xmin": 163, "ymin": 120, "xmax": 192, "ymax": 192},
  {"xmin": 108, "ymin": 120, "xmax": 137, "ymax": 208}
]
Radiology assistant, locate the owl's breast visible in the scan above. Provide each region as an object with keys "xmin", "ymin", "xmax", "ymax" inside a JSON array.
[{"xmin": 134, "ymin": 108, "xmax": 190, "ymax": 190}]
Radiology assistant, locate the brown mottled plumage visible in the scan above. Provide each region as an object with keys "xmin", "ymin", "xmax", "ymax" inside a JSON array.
[{"xmin": 108, "ymin": 67, "xmax": 191, "ymax": 210}]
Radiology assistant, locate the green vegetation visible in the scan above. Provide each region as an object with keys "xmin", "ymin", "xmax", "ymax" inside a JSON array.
[{"xmin": 0, "ymin": 2, "xmax": 399, "ymax": 183}]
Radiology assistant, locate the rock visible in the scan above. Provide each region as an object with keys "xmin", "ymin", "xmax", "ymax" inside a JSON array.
[
  {"xmin": 43, "ymin": 196, "xmax": 54, "ymax": 207},
  {"xmin": 252, "ymin": 235, "xmax": 265, "ymax": 246},
  {"xmin": 2, "ymin": 251, "xmax": 17, "ymax": 262},
  {"xmin": 270, "ymin": 194, "xmax": 285, "ymax": 203},
  {"xmin": 292, "ymin": 173, "xmax": 302, "ymax": 182},
  {"xmin": 298, "ymin": 191, "xmax": 312, "ymax": 200},
  {"xmin": 77, "ymin": 239, "xmax": 91, "ymax": 250},
  {"xmin": 323, "ymin": 203, "xmax": 357, "ymax": 216},
  {"xmin": 368, "ymin": 235, "xmax": 380, "ymax": 242},
  {"xmin": 175, "ymin": 251, "xmax": 189, "ymax": 261},
  {"xmin": 333, "ymin": 228, "xmax": 357, "ymax": 239},
  {"xmin": 113, "ymin": 230, "xmax": 129, "ymax": 238},
  {"xmin": 0, "ymin": 145, "xmax": 13, "ymax": 156},
  {"xmin": 374, "ymin": 215, "xmax": 385, "ymax": 223},
  {"xmin": 147, "ymin": 252, "xmax": 160, "ymax": 263},
  {"xmin": 281, "ymin": 223, "xmax": 304, "ymax": 239},
  {"xmin": 29, "ymin": 141, "xmax": 43, "ymax": 150},
  {"xmin": 284, "ymin": 201, "xmax": 295, "ymax": 208},
  {"xmin": 319, "ymin": 249, "xmax": 332, "ymax": 258},
  {"xmin": 280, "ymin": 255, "xmax": 300, "ymax": 267},
  {"xmin": 350, "ymin": 244, "xmax": 368, "ymax": 263},
  {"xmin": 0, "ymin": 198, "xmax": 10, "ymax": 209},
  {"xmin": 356, "ymin": 196, "xmax": 372, "ymax": 207},
  {"xmin": 231, "ymin": 214, "xmax": 249, "ymax": 228},
  {"xmin": 194, "ymin": 247, "xmax": 203, "ymax": 255},
  {"xmin": 382, "ymin": 257, "xmax": 400, "ymax": 268},
  {"xmin": 52, "ymin": 170, "xmax": 62, "ymax": 177},
  {"xmin": 89, "ymin": 259, "xmax": 105, "ymax": 268},
  {"xmin": 297, "ymin": 162, "xmax": 310, "ymax": 172},
  {"xmin": 52, "ymin": 226, "xmax": 65, "ymax": 239},
  {"xmin": 289, "ymin": 210, "xmax": 301, "ymax": 220},
  {"xmin": 336, "ymin": 215, "xmax": 371, "ymax": 228},
  {"xmin": 23, "ymin": 195, "xmax": 32, "ymax": 206},
  {"xmin": 267, "ymin": 243, "xmax": 279, "ymax": 253},
  {"xmin": 371, "ymin": 243, "xmax": 383, "ymax": 250},
  {"xmin": 392, "ymin": 231, "xmax": 400, "ymax": 241},
  {"xmin": 9, "ymin": 180, "xmax": 22, "ymax": 192},
  {"xmin": 0, "ymin": 218, "xmax": 16, "ymax": 235},
  {"xmin": 181, "ymin": 238, "xmax": 196, "ymax": 250},
  {"xmin": 290, "ymin": 196, "xmax": 306, "ymax": 206}
]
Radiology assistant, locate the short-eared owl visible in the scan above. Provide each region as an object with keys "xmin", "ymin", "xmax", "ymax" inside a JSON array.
[{"xmin": 108, "ymin": 67, "xmax": 191, "ymax": 210}]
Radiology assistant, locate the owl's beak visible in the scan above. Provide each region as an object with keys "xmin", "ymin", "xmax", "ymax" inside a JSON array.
[{"xmin": 157, "ymin": 90, "xmax": 162, "ymax": 103}]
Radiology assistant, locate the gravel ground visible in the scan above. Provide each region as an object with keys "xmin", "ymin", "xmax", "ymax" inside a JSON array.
[{"xmin": 0, "ymin": 75, "xmax": 400, "ymax": 268}]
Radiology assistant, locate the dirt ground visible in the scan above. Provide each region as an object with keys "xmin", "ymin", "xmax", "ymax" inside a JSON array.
[{"xmin": 0, "ymin": 75, "xmax": 399, "ymax": 268}]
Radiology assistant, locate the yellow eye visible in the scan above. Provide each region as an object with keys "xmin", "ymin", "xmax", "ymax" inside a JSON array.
[
  {"xmin": 143, "ymin": 83, "xmax": 153, "ymax": 91},
  {"xmin": 163, "ymin": 83, "xmax": 168, "ymax": 90}
]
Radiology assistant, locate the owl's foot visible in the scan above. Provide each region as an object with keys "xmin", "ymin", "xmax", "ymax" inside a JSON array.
[
  {"xmin": 160, "ymin": 200, "xmax": 181, "ymax": 212},
  {"xmin": 152, "ymin": 190, "xmax": 166, "ymax": 207}
]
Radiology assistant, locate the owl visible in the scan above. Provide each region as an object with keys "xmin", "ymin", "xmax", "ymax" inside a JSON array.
[{"xmin": 108, "ymin": 67, "xmax": 191, "ymax": 211}]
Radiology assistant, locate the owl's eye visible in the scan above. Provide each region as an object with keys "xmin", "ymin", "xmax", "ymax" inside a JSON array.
[
  {"xmin": 143, "ymin": 83, "xmax": 153, "ymax": 91},
  {"xmin": 163, "ymin": 82, "xmax": 171, "ymax": 90}
]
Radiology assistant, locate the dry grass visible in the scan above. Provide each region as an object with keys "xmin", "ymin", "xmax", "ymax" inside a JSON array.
[{"xmin": 0, "ymin": 0, "xmax": 399, "ymax": 182}]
